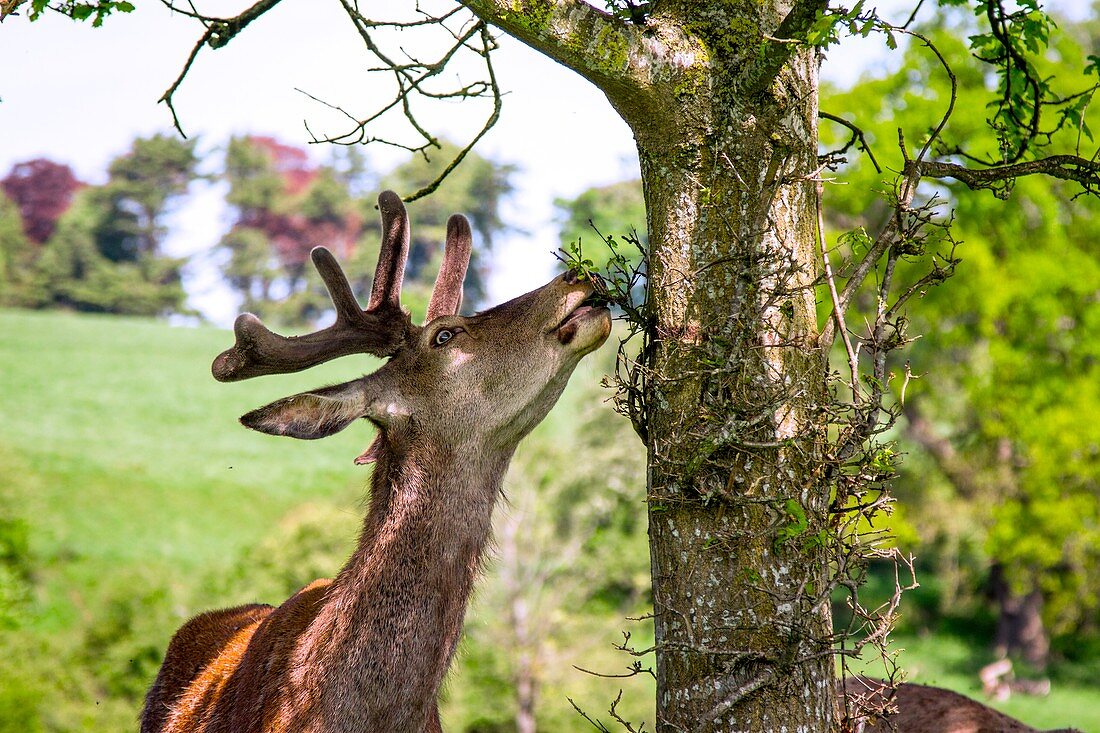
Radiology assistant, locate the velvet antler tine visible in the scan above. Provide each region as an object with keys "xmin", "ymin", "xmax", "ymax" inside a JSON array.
[
  {"xmin": 311, "ymin": 247, "xmax": 364, "ymax": 322},
  {"xmin": 211, "ymin": 309, "xmax": 406, "ymax": 382},
  {"xmin": 425, "ymin": 214, "xmax": 472, "ymax": 322},
  {"xmin": 367, "ymin": 190, "xmax": 410, "ymax": 311},
  {"xmin": 211, "ymin": 313, "xmax": 274, "ymax": 382}
]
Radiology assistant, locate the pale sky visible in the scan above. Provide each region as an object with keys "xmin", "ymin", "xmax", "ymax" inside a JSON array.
[{"xmin": 5, "ymin": 1, "xmax": 1081, "ymax": 323}]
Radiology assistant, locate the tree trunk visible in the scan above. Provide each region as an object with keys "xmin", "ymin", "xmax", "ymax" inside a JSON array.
[
  {"xmin": 464, "ymin": 1, "xmax": 835, "ymax": 728},
  {"xmin": 632, "ymin": 14, "xmax": 833, "ymax": 733},
  {"xmin": 499, "ymin": 502, "xmax": 540, "ymax": 733},
  {"xmin": 990, "ymin": 564, "xmax": 1050, "ymax": 671},
  {"xmin": 511, "ymin": 594, "xmax": 539, "ymax": 733}
]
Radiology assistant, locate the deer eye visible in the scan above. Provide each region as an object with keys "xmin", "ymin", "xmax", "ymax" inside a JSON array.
[{"xmin": 433, "ymin": 328, "xmax": 461, "ymax": 347}]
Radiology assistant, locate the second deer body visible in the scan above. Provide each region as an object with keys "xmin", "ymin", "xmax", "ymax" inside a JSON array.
[{"xmin": 844, "ymin": 677, "xmax": 1081, "ymax": 733}]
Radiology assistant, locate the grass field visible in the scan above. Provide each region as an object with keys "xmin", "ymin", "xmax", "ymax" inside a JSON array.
[
  {"xmin": 0, "ymin": 309, "xmax": 369, "ymax": 613},
  {"xmin": 1, "ymin": 308, "xmax": 1096, "ymax": 731}
]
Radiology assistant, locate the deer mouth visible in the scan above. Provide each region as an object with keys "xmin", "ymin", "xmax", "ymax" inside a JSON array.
[{"xmin": 556, "ymin": 296, "xmax": 610, "ymax": 346}]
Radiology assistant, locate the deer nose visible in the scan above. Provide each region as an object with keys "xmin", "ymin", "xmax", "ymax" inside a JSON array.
[{"xmin": 563, "ymin": 269, "xmax": 580, "ymax": 284}]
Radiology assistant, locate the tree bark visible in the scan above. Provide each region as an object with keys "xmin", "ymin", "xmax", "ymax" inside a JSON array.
[
  {"xmin": 629, "ymin": 5, "xmax": 832, "ymax": 730},
  {"xmin": 466, "ymin": 1, "xmax": 836, "ymax": 729}
]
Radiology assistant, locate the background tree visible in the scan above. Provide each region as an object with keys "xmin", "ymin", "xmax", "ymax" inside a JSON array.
[
  {"xmin": 220, "ymin": 135, "xmax": 514, "ymax": 325},
  {"xmin": 382, "ymin": 139, "xmax": 516, "ymax": 306},
  {"xmin": 0, "ymin": 194, "xmax": 37, "ymax": 306},
  {"xmin": 86, "ymin": 133, "xmax": 200, "ymax": 263},
  {"xmin": 220, "ymin": 135, "xmax": 364, "ymax": 325},
  {"xmin": 0, "ymin": 137, "xmax": 196, "ymax": 316},
  {"xmin": 821, "ymin": 14, "xmax": 1100, "ymax": 674},
  {"xmin": 28, "ymin": 192, "xmax": 186, "ymax": 314},
  {"xmin": 556, "ymin": 180, "xmax": 647, "ymax": 257},
  {"xmin": 0, "ymin": 158, "xmax": 82, "ymax": 245}
]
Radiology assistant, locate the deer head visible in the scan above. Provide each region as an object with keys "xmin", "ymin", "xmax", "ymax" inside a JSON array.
[{"xmin": 212, "ymin": 190, "xmax": 612, "ymax": 461}]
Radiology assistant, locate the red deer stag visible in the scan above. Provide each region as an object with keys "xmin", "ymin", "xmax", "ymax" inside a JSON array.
[{"xmin": 141, "ymin": 191, "xmax": 612, "ymax": 733}]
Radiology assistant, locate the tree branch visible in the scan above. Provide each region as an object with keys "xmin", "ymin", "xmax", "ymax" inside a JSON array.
[
  {"xmin": 819, "ymin": 110, "xmax": 882, "ymax": 173},
  {"xmin": 816, "ymin": 181, "xmax": 859, "ymax": 400},
  {"xmin": 910, "ymin": 155, "xmax": 1100, "ymax": 197},
  {"xmin": 0, "ymin": 0, "xmax": 25, "ymax": 21},
  {"xmin": 820, "ymin": 28, "xmax": 955, "ymax": 347},
  {"xmin": 308, "ymin": 1, "xmax": 502, "ymax": 202},
  {"xmin": 459, "ymin": 0, "xmax": 650, "ymax": 99},
  {"xmin": 159, "ymin": 0, "xmax": 286, "ymax": 136},
  {"xmin": 817, "ymin": 164, "xmax": 914, "ymax": 349},
  {"xmin": 743, "ymin": 0, "xmax": 829, "ymax": 94}
]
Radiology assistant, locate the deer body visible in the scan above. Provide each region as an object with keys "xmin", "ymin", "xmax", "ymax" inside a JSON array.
[
  {"xmin": 142, "ymin": 192, "xmax": 611, "ymax": 733},
  {"xmin": 844, "ymin": 677, "xmax": 1082, "ymax": 733}
]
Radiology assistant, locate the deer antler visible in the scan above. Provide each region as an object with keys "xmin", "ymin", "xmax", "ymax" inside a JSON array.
[
  {"xmin": 211, "ymin": 190, "xmax": 412, "ymax": 382},
  {"xmin": 425, "ymin": 214, "xmax": 472, "ymax": 321}
]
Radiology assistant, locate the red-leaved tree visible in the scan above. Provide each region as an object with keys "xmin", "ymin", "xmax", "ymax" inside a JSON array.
[
  {"xmin": 1, "ymin": 159, "xmax": 83, "ymax": 244},
  {"xmin": 221, "ymin": 135, "xmax": 364, "ymax": 324}
]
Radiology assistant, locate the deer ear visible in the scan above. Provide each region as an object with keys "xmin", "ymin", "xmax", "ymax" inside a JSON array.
[{"xmin": 241, "ymin": 380, "xmax": 370, "ymax": 439}]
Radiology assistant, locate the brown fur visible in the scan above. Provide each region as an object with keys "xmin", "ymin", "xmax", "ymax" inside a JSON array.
[
  {"xmin": 142, "ymin": 268, "xmax": 612, "ymax": 732},
  {"xmin": 142, "ymin": 605, "xmax": 273, "ymax": 733},
  {"xmin": 843, "ymin": 677, "xmax": 1082, "ymax": 733}
]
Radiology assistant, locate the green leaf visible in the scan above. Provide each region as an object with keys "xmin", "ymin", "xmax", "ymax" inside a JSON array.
[{"xmin": 776, "ymin": 499, "xmax": 810, "ymax": 545}]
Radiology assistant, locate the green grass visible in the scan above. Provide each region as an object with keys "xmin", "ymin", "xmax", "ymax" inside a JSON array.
[{"xmin": 1, "ymin": 309, "xmax": 372, "ymax": 589}]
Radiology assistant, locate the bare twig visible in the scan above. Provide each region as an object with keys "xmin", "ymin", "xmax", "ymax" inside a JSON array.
[
  {"xmin": 159, "ymin": 0, "xmax": 286, "ymax": 136},
  {"xmin": 816, "ymin": 181, "xmax": 859, "ymax": 400},
  {"xmin": 819, "ymin": 110, "xmax": 883, "ymax": 173},
  {"xmin": 160, "ymin": 0, "xmax": 502, "ymax": 198}
]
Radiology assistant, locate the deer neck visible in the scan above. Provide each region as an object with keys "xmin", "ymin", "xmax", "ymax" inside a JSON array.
[{"xmin": 300, "ymin": 438, "xmax": 511, "ymax": 728}]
